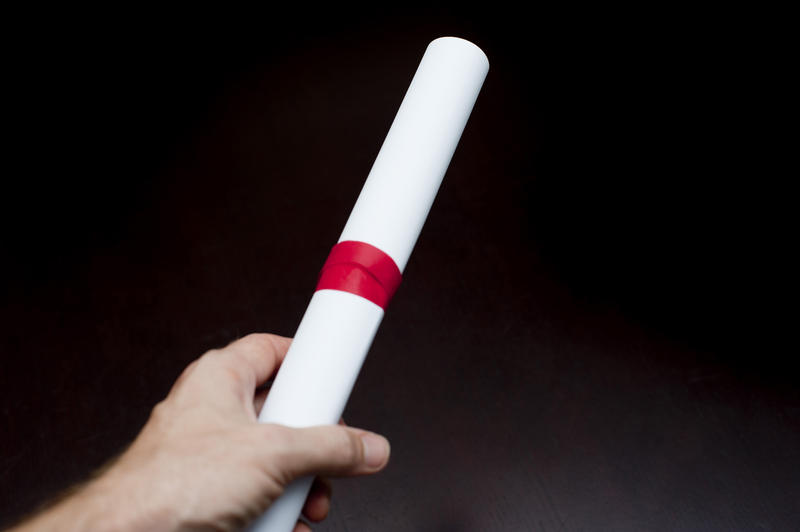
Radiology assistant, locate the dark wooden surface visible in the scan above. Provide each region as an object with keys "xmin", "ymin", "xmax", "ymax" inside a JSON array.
[{"xmin": 2, "ymin": 7, "xmax": 797, "ymax": 531}]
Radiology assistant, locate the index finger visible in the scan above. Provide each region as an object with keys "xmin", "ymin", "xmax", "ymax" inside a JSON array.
[{"xmin": 220, "ymin": 333, "xmax": 293, "ymax": 389}]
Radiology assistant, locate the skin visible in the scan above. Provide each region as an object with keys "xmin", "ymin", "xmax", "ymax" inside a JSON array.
[{"xmin": 10, "ymin": 333, "xmax": 390, "ymax": 532}]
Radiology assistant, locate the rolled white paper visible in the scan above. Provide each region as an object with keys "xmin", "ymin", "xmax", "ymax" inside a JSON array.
[{"xmin": 248, "ymin": 37, "xmax": 488, "ymax": 532}]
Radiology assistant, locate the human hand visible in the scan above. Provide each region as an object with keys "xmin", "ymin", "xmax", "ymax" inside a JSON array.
[{"xmin": 12, "ymin": 333, "xmax": 390, "ymax": 532}]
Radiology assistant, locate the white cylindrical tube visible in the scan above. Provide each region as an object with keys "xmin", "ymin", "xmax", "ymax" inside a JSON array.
[
  {"xmin": 248, "ymin": 37, "xmax": 488, "ymax": 532},
  {"xmin": 339, "ymin": 37, "xmax": 489, "ymax": 271}
]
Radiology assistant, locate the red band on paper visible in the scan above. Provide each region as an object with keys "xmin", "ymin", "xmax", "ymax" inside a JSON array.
[{"xmin": 315, "ymin": 240, "xmax": 402, "ymax": 309}]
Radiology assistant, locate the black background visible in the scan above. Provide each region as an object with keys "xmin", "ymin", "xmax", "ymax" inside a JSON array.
[{"xmin": 1, "ymin": 5, "xmax": 797, "ymax": 531}]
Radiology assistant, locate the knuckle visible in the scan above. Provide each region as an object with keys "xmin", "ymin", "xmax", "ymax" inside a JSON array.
[
  {"xmin": 189, "ymin": 351, "xmax": 222, "ymax": 378},
  {"xmin": 335, "ymin": 430, "xmax": 362, "ymax": 465},
  {"xmin": 223, "ymin": 363, "xmax": 247, "ymax": 386},
  {"xmin": 192, "ymin": 349, "xmax": 224, "ymax": 374},
  {"xmin": 202, "ymin": 347, "xmax": 223, "ymax": 360},
  {"xmin": 174, "ymin": 359, "xmax": 200, "ymax": 384},
  {"xmin": 237, "ymin": 333, "xmax": 275, "ymax": 353},
  {"xmin": 201, "ymin": 347, "xmax": 249, "ymax": 383},
  {"xmin": 149, "ymin": 400, "xmax": 170, "ymax": 422}
]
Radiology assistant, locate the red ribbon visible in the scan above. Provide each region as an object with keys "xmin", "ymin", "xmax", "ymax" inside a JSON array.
[{"xmin": 315, "ymin": 240, "xmax": 402, "ymax": 309}]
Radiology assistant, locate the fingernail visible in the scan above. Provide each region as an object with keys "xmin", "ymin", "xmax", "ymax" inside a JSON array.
[{"xmin": 360, "ymin": 433, "xmax": 390, "ymax": 469}]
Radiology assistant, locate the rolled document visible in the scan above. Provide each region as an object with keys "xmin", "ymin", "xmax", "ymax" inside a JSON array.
[{"xmin": 248, "ymin": 37, "xmax": 489, "ymax": 531}]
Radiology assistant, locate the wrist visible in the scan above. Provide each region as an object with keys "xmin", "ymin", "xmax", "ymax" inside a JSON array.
[
  {"xmin": 78, "ymin": 462, "xmax": 179, "ymax": 532},
  {"xmin": 11, "ymin": 475, "xmax": 159, "ymax": 532},
  {"xmin": 14, "ymin": 464, "xmax": 180, "ymax": 532}
]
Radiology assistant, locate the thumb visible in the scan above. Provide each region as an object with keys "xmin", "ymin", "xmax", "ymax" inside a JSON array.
[{"xmin": 259, "ymin": 424, "xmax": 390, "ymax": 480}]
